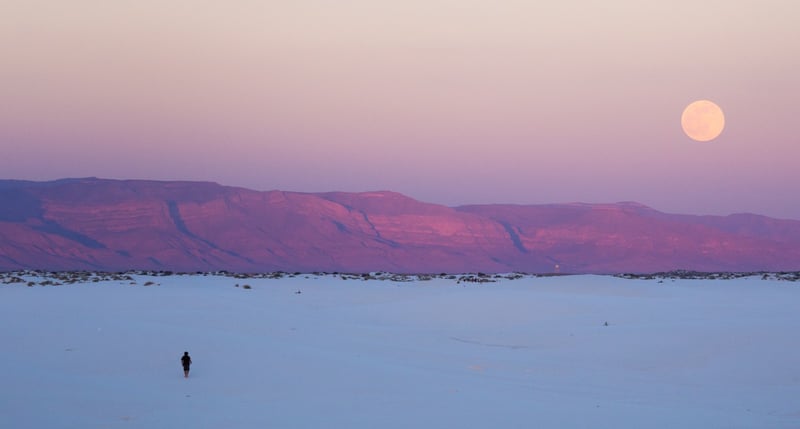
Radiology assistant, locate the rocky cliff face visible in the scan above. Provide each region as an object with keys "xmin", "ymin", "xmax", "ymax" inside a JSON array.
[{"xmin": 1, "ymin": 178, "xmax": 798, "ymax": 273}]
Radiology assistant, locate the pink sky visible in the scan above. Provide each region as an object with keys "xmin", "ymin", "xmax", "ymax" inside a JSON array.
[{"xmin": 2, "ymin": 1, "xmax": 799, "ymax": 219}]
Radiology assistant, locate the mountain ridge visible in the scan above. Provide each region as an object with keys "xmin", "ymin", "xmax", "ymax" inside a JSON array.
[{"xmin": 1, "ymin": 178, "xmax": 798, "ymax": 273}]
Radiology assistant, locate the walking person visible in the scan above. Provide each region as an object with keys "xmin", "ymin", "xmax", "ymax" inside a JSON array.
[{"xmin": 181, "ymin": 351, "xmax": 192, "ymax": 378}]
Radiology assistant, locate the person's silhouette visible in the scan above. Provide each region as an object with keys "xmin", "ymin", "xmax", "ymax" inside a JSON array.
[{"xmin": 181, "ymin": 352, "xmax": 192, "ymax": 378}]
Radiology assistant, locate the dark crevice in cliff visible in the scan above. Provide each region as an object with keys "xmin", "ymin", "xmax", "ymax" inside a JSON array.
[
  {"xmin": 0, "ymin": 253, "xmax": 23, "ymax": 268},
  {"xmin": 166, "ymin": 200, "xmax": 256, "ymax": 264},
  {"xmin": 332, "ymin": 220, "xmax": 349, "ymax": 233},
  {"xmin": 359, "ymin": 212, "xmax": 401, "ymax": 248},
  {"xmin": 498, "ymin": 221, "xmax": 528, "ymax": 254},
  {"xmin": 33, "ymin": 220, "xmax": 107, "ymax": 249}
]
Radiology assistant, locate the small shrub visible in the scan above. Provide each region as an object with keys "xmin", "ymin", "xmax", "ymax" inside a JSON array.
[{"xmin": 242, "ymin": 284, "xmax": 252, "ymax": 289}]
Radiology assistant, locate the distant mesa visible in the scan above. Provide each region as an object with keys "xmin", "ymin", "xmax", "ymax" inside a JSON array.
[{"xmin": 0, "ymin": 178, "xmax": 799, "ymax": 274}]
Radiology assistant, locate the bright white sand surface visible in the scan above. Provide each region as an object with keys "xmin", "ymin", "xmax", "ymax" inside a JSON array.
[{"xmin": 1, "ymin": 273, "xmax": 798, "ymax": 428}]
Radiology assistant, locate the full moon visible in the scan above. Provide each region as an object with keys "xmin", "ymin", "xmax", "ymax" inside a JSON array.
[{"xmin": 681, "ymin": 100, "xmax": 725, "ymax": 142}]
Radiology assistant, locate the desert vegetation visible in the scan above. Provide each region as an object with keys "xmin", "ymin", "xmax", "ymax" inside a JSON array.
[
  {"xmin": 1, "ymin": 269, "xmax": 799, "ymax": 287},
  {"xmin": 615, "ymin": 270, "xmax": 800, "ymax": 282}
]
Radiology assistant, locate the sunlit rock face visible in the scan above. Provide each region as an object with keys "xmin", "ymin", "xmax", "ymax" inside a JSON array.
[{"xmin": 1, "ymin": 178, "xmax": 799, "ymax": 273}]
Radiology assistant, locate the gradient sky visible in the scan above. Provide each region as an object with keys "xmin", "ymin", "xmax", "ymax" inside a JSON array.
[{"xmin": 2, "ymin": 1, "xmax": 799, "ymax": 219}]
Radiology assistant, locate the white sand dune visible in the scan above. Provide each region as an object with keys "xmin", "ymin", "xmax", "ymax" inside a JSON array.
[{"xmin": 1, "ymin": 273, "xmax": 798, "ymax": 428}]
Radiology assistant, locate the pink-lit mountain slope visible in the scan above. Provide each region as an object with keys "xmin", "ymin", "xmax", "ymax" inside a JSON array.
[{"xmin": 0, "ymin": 178, "xmax": 798, "ymax": 273}]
